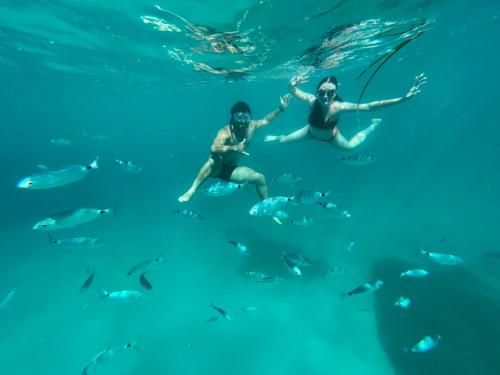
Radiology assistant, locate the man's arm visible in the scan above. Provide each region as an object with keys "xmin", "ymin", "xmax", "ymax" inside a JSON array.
[
  {"xmin": 210, "ymin": 128, "xmax": 233, "ymax": 153},
  {"xmin": 254, "ymin": 94, "xmax": 291, "ymax": 129}
]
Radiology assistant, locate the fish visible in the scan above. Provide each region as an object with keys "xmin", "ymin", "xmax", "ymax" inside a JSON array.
[
  {"xmin": 283, "ymin": 252, "xmax": 312, "ymax": 267},
  {"xmin": 114, "ymin": 159, "xmax": 142, "ymax": 174},
  {"xmin": 210, "ymin": 302, "xmax": 231, "ymax": 320},
  {"xmin": 50, "ymin": 138, "xmax": 71, "ymax": 146},
  {"xmin": 33, "ymin": 208, "xmax": 113, "ymax": 231},
  {"xmin": 400, "ymin": 269, "xmax": 429, "ymax": 278},
  {"xmin": 236, "ymin": 306, "xmax": 256, "ymax": 316},
  {"xmin": 80, "ymin": 270, "xmax": 95, "ymax": 293},
  {"xmin": 282, "ymin": 252, "xmax": 302, "ymax": 276},
  {"xmin": 343, "ymin": 280, "xmax": 384, "ymax": 298},
  {"xmin": 292, "ymin": 190, "xmax": 330, "ymax": 205},
  {"xmin": 404, "ymin": 335, "xmax": 441, "ymax": 353},
  {"xmin": 325, "ymin": 265, "xmax": 350, "ymax": 276},
  {"xmin": 0, "ymin": 288, "xmax": 16, "ymax": 310},
  {"xmin": 228, "ymin": 240, "xmax": 249, "ymax": 255},
  {"xmin": 318, "ymin": 201, "xmax": 351, "ymax": 218},
  {"xmin": 17, "ymin": 159, "xmax": 98, "ymax": 189},
  {"xmin": 127, "ymin": 255, "xmax": 163, "ymax": 276},
  {"xmin": 249, "ymin": 196, "xmax": 294, "ymax": 216},
  {"xmin": 246, "ymin": 271, "xmax": 282, "ymax": 283},
  {"xmin": 101, "ymin": 290, "xmax": 144, "ymax": 302},
  {"xmin": 288, "ymin": 215, "xmax": 314, "ymax": 226},
  {"xmin": 205, "ymin": 316, "xmax": 222, "ymax": 323},
  {"xmin": 257, "ymin": 275, "xmax": 283, "ymax": 284},
  {"xmin": 273, "ymin": 173, "xmax": 302, "ymax": 184},
  {"xmin": 81, "ymin": 341, "xmax": 138, "ymax": 375},
  {"xmin": 139, "ymin": 272, "xmax": 153, "ymax": 290},
  {"xmin": 420, "ymin": 249, "xmax": 464, "ymax": 265},
  {"xmin": 394, "ymin": 296, "xmax": 411, "ymax": 309},
  {"xmin": 49, "ymin": 235, "xmax": 104, "ymax": 249},
  {"xmin": 175, "ymin": 208, "xmax": 204, "ymax": 222},
  {"xmin": 203, "ymin": 181, "xmax": 246, "ymax": 196},
  {"xmin": 347, "ymin": 241, "xmax": 356, "ymax": 252},
  {"xmin": 335, "ymin": 154, "xmax": 377, "ymax": 165}
]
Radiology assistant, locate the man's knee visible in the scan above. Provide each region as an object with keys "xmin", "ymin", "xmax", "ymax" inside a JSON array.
[{"xmin": 251, "ymin": 172, "xmax": 266, "ymax": 185}]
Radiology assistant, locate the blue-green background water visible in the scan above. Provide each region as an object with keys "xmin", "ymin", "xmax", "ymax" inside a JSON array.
[{"xmin": 1, "ymin": 1, "xmax": 499, "ymax": 374}]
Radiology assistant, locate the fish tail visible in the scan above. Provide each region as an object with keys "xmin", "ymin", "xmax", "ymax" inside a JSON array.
[{"xmin": 88, "ymin": 158, "xmax": 99, "ymax": 170}]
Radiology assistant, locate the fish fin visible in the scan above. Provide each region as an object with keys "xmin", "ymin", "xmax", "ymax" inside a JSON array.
[{"xmin": 88, "ymin": 158, "xmax": 99, "ymax": 170}]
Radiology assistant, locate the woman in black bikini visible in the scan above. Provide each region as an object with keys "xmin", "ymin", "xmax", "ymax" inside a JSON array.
[{"xmin": 265, "ymin": 73, "xmax": 426, "ymax": 148}]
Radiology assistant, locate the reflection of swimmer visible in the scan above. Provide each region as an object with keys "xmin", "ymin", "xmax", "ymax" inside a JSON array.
[
  {"xmin": 178, "ymin": 97, "xmax": 290, "ymax": 203},
  {"xmin": 265, "ymin": 74, "xmax": 426, "ymax": 148},
  {"xmin": 192, "ymin": 62, "xmax": 249, "ymax": 78}
]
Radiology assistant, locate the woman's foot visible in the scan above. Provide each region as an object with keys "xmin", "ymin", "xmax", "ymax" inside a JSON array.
[{"xmin": 178, "ymin": 189, "xmax": 195, "ymax": 202}]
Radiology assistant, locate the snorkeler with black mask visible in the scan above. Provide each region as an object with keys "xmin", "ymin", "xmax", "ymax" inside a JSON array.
[
  {"xmin": 178, "ymin": 95, "xmax": 290, "ymax": 203},
  {"xmin": 265, "ymin": 73, "xmax": 426, "ymax": 148}
]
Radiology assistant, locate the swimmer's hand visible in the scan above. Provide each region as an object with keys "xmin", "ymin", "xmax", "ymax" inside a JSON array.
[
  {"xmin": 279, "ymin": 94, "xmax": 292, "ymax": 112},
  {"xmin": 289, "ymin": 74, "xmax": 309, "ymax": 91},
  {"xmin": 405, "ymin": 73, "xmax": 427, "ymax": 99},
  {"xmin": 264, "ymin": 135, "xmax": 284, "ymax": 143},
  {"xmin": 231, "ymin": 139, "xmax": 250, "ymax": 155}
]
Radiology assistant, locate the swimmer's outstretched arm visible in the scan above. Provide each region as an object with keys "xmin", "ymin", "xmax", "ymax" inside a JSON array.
[
  {"xmin": 338, "ymin": 74, "xmax": 427, "ymax": 112},
  {"xmin": 289, "ymin": 75, "xmax": 316, "ymax": 105},
  {"xmin": 333, "ymin": 119, "xmax": 381, "ymax": 149},
  {"xmin": 254, "ymin": 94, "xmax": 291, "ymax": 128}
]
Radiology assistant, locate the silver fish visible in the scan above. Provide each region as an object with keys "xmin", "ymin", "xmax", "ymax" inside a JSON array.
[
  {"xmin": 203, "ymin": 181, "xmax": 246, "ymax": 196},
  {"xmin": 335, "ymin": 154, "xmax": 377, "ymax": 165},
  {"xmin": 249, "ymin": 196, "xmax": 293, "ymax": 216},
  {"xmin": 405, "ymin": 335, "xmax": 441, "ymax": 353},
  {"xmin": 288, "ymin": 215, "xmax": 314, "ymax": 226},
  {"xmin": 0, "ymin": 288, "xmax": 16, "ymax": 310},
  {"xmin": 228, "ymin": 240, "xmax": 249, "ymax": 255},
  {"xmin": 273, "ymin": 173, "xmax": 302, "ymax": 184},
  {"xmin": 175, "ymin": 208, "xmax": 204, "ymax": 222},
  {"xmin": 292, "ymin": 190, "xmax": 330, "ymax": 205},
  {"xmin": 17, "ymin": 159, "xmax": 98, "ymax": 189},
  {"xmin": 326, "ymin": 265, "xmax": 350, "ymax": 276},
  {"xmin": 236, "ymin": 306, "xmax": 257, "ymax": 316},
  {"xmin": 80, "ymin": 270, "xmax": 95, "ymax": 293},
  {"xmin": 102, "ymin": 290, "xmax": 144, "ymax": 302},
  {"xmin": 33, "ymin": 208, "xmax": 113, "ymax": 231},
  {"xmin": 81, "ymin": 341, "xmax": 138, "ymax": 375},
  {"xmin": 283, "ymin": 252, "xmax": 312, "ymax": 267},
  {"xmin": 394, "ymin": 296, "xmax": 411, "ymax": 309},
  {"xmin": 401, "ymin": 269, "xmax": 429, "ymax": 278},
  {"xmin": 114, "ymin": 159, "xmax": 142, "ymax": 174},
  {"xmin": 50, "ymin": 138, "xmax": 71, "ymax": 147},
  {"xmin": 343, "ymin": 280, "xmax": 384, "ymax": 298},
  {"xmin": 139, "ymin": 272, "xmax": 153, "ymax": 290},
  {"xmin": 50, "ymin": 236, "xmax": 104, "ymax": 249},
  {"xmin": 282, "ymin": 252, "xmax": 302, "ymax": 276},
  {"xmin": 420, "ymin": 249, "xmax": 463, "ymax": 265},
  {"xmin": 210, "ymin": 302, "xmax": 231, "ymax": 320},
  {"xmin": 127, "ymin": 255, "xmax": 163, "ymax": 276},
  {"xmin": 246, "ymin": 272, "xmax": 282, "ymax": 283},
  {"xmin": 318, "ymin": 201, "xmax": 351, "ymax": 218}
]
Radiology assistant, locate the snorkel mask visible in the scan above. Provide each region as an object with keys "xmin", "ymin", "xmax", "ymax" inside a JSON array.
[{"xmin": 231, "ymin": 111, "xmax": 251, "ymax": 135}]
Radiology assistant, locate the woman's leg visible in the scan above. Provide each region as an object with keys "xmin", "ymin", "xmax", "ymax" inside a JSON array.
[
  {"xmin": 264, "ymin": 125, "xmax": 311, "ymax": 144},
  {"xmin": 178, "ymin": 158, "xmax": 215, "ymax": 202},
  {"xmin": 333, "ymin": 118, "xmax": 381, "ymax": 149}
]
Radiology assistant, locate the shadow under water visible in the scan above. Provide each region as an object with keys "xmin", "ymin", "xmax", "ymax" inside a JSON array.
[{"xmin": 372, "ymin": 258, "xmax": 500, "ymax": 375}]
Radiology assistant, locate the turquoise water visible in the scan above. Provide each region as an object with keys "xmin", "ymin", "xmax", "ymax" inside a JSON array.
[{"xmin": 1, "ymin": 1, "xmax": 499, "ymax": 374}]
